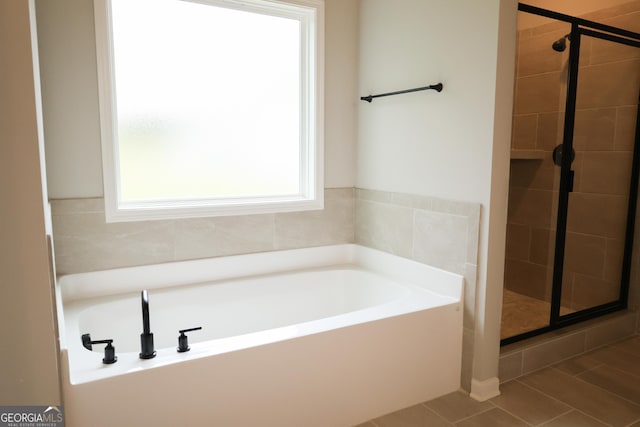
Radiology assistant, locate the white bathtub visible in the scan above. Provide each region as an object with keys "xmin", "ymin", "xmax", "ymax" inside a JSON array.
[{"xmin": 56, "ymin": 244, "xmax": 463, "ymax": 427}]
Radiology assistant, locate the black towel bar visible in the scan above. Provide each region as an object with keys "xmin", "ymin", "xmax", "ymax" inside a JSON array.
[{"xmin": 360, "ymin": 82, "xmax": 443, "ymax": 103}]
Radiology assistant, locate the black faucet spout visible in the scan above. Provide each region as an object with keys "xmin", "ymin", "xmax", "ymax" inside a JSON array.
[
  {"xmin": 139, "ymin": 290, "xmax": 156, "ymax": 359},
  {"xmin": 142, "ymin": 289, "xmax": 151, "ymax": 334}
]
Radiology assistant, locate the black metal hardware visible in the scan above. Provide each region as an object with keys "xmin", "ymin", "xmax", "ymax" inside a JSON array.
[
  {"xmin": 177, "ymin": 327, "xmax": 202, "ymax": 353},
  {"xmin": 139, "ymin": 290, "xmax": 156, "ymax": 359},
  {"xmin": 552, "ymin": 33, "xmax": 571, "ymax": 52},
  {"xmin": 81, "ymin": 333, "xmax": 117, "ymax": 364},
  {"xmin": 81, "ymin": 333, "xmax": 92, "ymax": 351},
  {"xmin": 552, "ymin": 144, "xmax": 575, "ymax": 167},
  {"xmin": 567, "ymin": 170, "xmax": 575, "ymax": 193},
  {"xmin": 360, "ymin": 82, "xmax": 443, "ymax": 103},
  {"xmin": 518, "ymin": 3, "xmax": 640, "ymax": 42}
]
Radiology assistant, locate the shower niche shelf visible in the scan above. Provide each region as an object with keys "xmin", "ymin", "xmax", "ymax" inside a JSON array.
[{"xmin": 510, "ymin": 149, "xmax": 546, "ymax": 160}]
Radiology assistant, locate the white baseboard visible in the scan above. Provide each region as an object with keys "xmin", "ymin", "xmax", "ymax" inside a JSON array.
[{"xmin": 469, "ymin": 377, "xmax": 500, "ymax": 401}]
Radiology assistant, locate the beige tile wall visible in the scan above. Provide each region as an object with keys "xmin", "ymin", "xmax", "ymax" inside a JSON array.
[
  {"xmin": 354, "ymin": 188, "xmax": 481, "ymax": 390},
  {"xmin": 51, "ymin": 188, "xmax": 355, "ymax": 275},
  {"xmin": 507, "ymin": 14, "xmax": 566, "ymax": 306},
  {"xmin": 52, "ymin": 186, "xmax": 480, "ymax": 292}
]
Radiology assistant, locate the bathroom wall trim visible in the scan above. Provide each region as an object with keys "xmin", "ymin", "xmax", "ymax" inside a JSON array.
[{"xmin": 469, "ymin": 377, "xmax": 501, "ymax": 402}]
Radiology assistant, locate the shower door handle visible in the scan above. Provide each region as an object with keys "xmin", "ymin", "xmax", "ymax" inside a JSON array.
[
  {"xmin": 552, "ymin": 144, "xmax": 576, "ymax": 167},
  {"xmin": 568, "ymin": 170, "xmax": 575, "ymax": 192}
]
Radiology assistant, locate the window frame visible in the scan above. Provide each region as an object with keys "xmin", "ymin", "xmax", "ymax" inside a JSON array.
[{"xmin": 94, "ymin": 0, "xmax": 324, "ymax": 222}]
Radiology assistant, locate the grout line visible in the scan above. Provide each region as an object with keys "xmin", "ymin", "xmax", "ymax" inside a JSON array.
[
  {"xmin": 562, "ymin": 358, "xmax": 606, "ymax": 377},
  {"xmin": 534, "ymin": 408, "xmax": 573, "ymax": 426},
  {"xmin": 514, "ymin": 331, "xmax": 616, "ymax": 379},
  {"xmin": 576, "ymin": 364, "xmax": 640, "ymax": 408},
  {"xmin": 624, "ymin": 416, "xmax": 640, "ymax": 427},
  {"xmin": 537, "ymin": 365, "xmax": 640, "ymax": 413},
  {"xmin": 514, "ymin": 375, "xmax": 616, "ymax": 426},
  {"xmin": 607, "ymin": 339, "xmax": 640, "ymax": 359},
  {"xmin": 514, "ymin": 377, "xmax": 573, "ymax": 406},
  {"xmin": 450, "ymin": 404, "xmax": 498, "ymax": 424},
  {"xmin": 570, "ymin": 408, "xmax": 615, "ymax": 427},
  {"xmin": 487, "ymin": 399, "xmax": 543, "ymax": 426},
  {"xmin": 420, "ymin": 404, "xmax": 454, "ymax": 426}
]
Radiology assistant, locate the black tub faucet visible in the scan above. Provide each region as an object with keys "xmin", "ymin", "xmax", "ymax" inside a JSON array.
[
  {"xmin": 139, "ymin": 290, "xmax": 156, "ymax": 359},
  {"xmin": 81, "ymin": 333, "xmax": 117, "ymax": 364}
]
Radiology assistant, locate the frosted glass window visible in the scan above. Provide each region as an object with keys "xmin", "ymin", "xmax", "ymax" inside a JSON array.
[{"xmin": 95, "ymin": 0, "xmax": 323, "ymax": 221}]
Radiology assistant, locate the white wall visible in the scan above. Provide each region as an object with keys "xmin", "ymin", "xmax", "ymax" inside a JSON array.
[
  {"xmin": 0, "ymin": 0, "xmax": 61, "ymax": 405},
  {"xmin": 37, "ymin": 0, "xmax": 104, "ymax": 199},
  {"xmin": 324, "ymin": 0, "xmax": 360, "ymax": 187},
  {"xmin": 37, "ymin": 0, "xmax": 359, "ymax": 199},
  {"xmin": 358, "ymin": 0, "xmax": 500, "ymax": 202},
  {"xmin": 358, "ymin": 0, "xmax": 517, "ymax": 397}
]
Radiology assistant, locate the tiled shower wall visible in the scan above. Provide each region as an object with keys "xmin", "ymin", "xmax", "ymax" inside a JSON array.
[
  {"xmin": 506, "ymin": 14, "xmax": 568, "ymax": 303},
  {"xmin": 506, "ymin": 1, "xmax": 640, "ymax": 310},
  {"xmin": 50, "ymin": 186, "xmax": 481, "ymax": 389}
]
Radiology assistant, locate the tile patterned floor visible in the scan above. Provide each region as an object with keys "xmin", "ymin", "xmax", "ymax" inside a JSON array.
[
  {"xmin": 501, "ymin": 290, "xmax": 574, "ymax": 340},
  {"xmin": 356, "ymin": 336, "xmax": 640, "ymax": 427}
]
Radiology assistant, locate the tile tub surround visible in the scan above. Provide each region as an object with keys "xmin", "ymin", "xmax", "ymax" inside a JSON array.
[
  {"xmin": 51, "ymin": 187, "xmax": 480, "ymax": 323},
  {"xmin": 51, "ymin": 188, "xmax": 355, "ymax": 275},
  {"xmin": 355, "ymin": 188, "xmax": 480, "ymax": 327},
  {"xmin": 355, "ymin": 188, "xmax": 481, "ymax": 391}
]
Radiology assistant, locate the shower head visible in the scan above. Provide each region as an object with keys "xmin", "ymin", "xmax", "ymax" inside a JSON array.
[{"xmin": 552, "ymin": 34, "xmax": 571, "ymax": 52}]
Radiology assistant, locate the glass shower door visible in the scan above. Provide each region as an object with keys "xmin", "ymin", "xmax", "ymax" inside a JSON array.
[
  {"xmin": 557, "ymin": 29, "xmax": 640, "ymax": 318},
  {"xmin": 502, "ymin": 14, "xmax": 572, "ymax": 340},
  {"xmin": 502, "ymin": 3, "xmax": 640, "ymax": 346}
]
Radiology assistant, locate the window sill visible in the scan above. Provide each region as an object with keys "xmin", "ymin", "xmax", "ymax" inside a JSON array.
[{"xmin": 105, "ymin": 196, "xmax": 324, "ymax": 223}]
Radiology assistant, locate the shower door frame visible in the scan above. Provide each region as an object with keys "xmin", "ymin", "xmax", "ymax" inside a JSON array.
[{"xmin": 502, "ymin": 4, "xmax": 640, "ymax": 346}]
